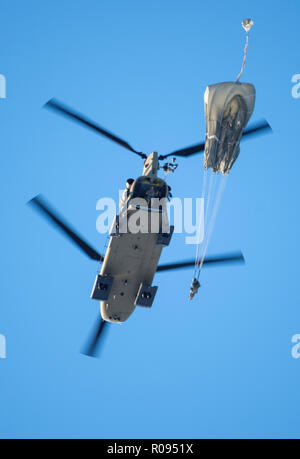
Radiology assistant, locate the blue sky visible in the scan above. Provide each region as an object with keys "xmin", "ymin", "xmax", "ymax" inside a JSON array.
[{"xmin": 0, "ymin": 0, "xmax": 299, "ymax": 439}]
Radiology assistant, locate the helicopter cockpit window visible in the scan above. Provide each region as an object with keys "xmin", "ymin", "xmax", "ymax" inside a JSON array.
[{"xmin": 131, "ymin": 177, "xmax": 167, "ymax": 204}]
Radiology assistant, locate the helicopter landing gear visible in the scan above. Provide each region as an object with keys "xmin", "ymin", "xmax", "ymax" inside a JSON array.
[
  {"xmin": 91, "ymin": 275, "xmax": 114, "ymax": 301},
  {"xmin": 157, "ymin": 225, "xmax": 174, "ymax": 246},
  {"xmin": 135, "ymin": 283, "xmax": 158, "ymax": 308}
]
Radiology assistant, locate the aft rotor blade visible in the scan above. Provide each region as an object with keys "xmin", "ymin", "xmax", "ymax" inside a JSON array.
[
  {"xmin": 156, "ymin": 251, "xmax": 245, "ymax": 272},
  {"xmin": 28, "ymin": 194, "xmax": 103, "ymax": 262},
  {"xmin": 239, "ymin": 119, "xmax": 272, "ymax": 139},
  {"xmin": 82, "ymin": 317, "xmax": 109, "ymax": 358},
  {"xmin": 44, "ymin": 98, "xmax": 147, "ymax": 159},
  {"xmin": 159, "ymin": 119, "xmax": 272, "ymax": 160}
]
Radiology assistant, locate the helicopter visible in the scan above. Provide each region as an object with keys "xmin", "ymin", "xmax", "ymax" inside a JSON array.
[{"xmin": 28, "ymin": 98, "xmax": 271, "ymax": 357}]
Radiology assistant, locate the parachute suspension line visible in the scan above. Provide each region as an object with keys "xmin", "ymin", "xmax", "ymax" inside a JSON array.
[
  {"xmin": 236, "ymin": 19, "xmax": 254, "ymax": 83},
  {"xmin": 204, "ymin": 169, "xmax": 216, "ymax": 226},
  {"xmin": 194, "ymin": 168, "xmax": 208, "ymax": 276},
  {"xmin": 194, "ymin": 169, "xmax": 214, "ymax": 279},
  {"xmin": 196, "ymin": 175, "xmax": 219, "ymax": 279},
  {"xmin": 199, "ymin": 175, "xmax": 228, "ymax": 273}
]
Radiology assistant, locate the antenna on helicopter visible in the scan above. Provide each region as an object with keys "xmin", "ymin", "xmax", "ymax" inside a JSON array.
[{"xmin": 160, "ymin": 157, "xmax": 178, "ymax": 175}]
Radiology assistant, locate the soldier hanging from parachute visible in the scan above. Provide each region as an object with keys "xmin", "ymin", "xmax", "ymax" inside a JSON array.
[{"xmin": 190, "ymin": 19, "xmax": 255, "ymax": 300}]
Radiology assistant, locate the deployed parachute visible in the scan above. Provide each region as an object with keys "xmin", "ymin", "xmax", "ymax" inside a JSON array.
[
  {"xmin": 203, "ymin": 81, "xmax": 256, "ymax": 174},
  {"xmin": 191, "ymin": 19, "xmax": 256, "ymax": 299},
  {"xmin": 203, "ymin": 18, "xmax": 255, "ymax": 175}
]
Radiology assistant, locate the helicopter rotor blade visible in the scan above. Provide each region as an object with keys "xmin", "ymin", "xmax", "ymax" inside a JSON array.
[
  {"xmin": 238, "ymin": 119, "xmax": 272, "ymax": 140},
  {"xmin": 158, "ymin": 119, "xmax": 272, "ymax": 160},
  {"xmin": 28, "ymin": 194, "xmax": 103, "ymax": 262},
  {"xmin": 156, "ymin": 251, "xmax": 245, "ymax": 272},
  {"xmin": 44, "ymin": 98, "xmax": 147, "ymax": 159},
  {"xmin": 82, "ymin": 317, "xmax": 109, "ymax": 358},
  {"xmin": 158, "ymin": 141, "xmax": 206, "ymax": 160}
]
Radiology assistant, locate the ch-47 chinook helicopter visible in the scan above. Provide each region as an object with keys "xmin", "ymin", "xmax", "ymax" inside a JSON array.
[{"xmin": 28, "ymin": 98, "xmax": 271, "ymax": 357}]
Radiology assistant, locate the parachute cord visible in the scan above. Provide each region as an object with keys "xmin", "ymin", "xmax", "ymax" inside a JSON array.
[
  {"xmin": 201, "ymin": 170, "xmax": 215, "ymax": 258},
  {"xmin": 194, "ymin": 168, "xmax": 207, "ymax": 277},
  {"xmin": 199, "ymin": 175, "xmax": 228, "ymax": 273},
  {"xmin": 236, "ymin": 31, "xmax": 249, "ymax": 82},
  {"xmin": 196, "ymin": 184, "xmax": 218, "ymax": 278},
  {"xmin": 202, "ymin": 176, "xmax": 227, "ymax": 264},
  {"xmin": 194, "ymin": 170, "xmax": 216, "ymax": 280},
  {"xmin": 205, "ymin": 169, "xmax": 216, "ymax": 222}
]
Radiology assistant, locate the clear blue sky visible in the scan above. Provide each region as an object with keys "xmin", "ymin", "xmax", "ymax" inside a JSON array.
[{"xmin": 0, "ymin": 0, "xmax": 299, "ymax": 439}]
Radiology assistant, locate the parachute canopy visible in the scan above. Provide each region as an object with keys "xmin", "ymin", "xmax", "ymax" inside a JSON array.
[{"xmin": 204, "ymin": 82, "xmax": 256, "ymax": 174}]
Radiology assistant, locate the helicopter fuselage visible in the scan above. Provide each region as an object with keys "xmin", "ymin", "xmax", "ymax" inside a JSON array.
[
  {"xmin": 91, "ymin": 152, "xmax": 174, "ymax": 323},
  {"xmin": 99, "ymin": 230, "xmax": 164, "ymax": 323}
]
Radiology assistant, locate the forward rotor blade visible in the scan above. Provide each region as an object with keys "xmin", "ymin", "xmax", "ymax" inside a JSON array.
[
  {"xmin": 156, "ymin": 251, "xmax": 245, "ymax": 272},
  {"xmin": 158, "ymin": 140, "xmax": 205, "ymax": 160},
  {"xmin": 28, "ymin": 194, "xmax": 103, "ymax": 262},
  {"xmin": 44, "ymin": 98, "xmax": 147, "ymax": 159},
  {"xmin": 82, "ymin": 317, "xmax": 109, "ymax": 357},
  {"xmin": 159, "ymin": 119, "xmax": 272, "ymax": 160}
]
